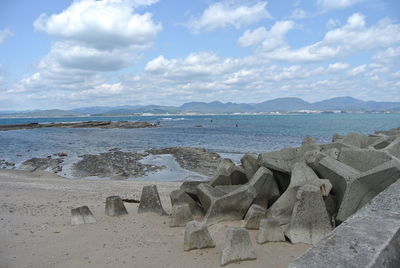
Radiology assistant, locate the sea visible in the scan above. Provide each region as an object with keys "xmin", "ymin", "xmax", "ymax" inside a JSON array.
[{"xmin": 0, "ymin": 113, "xmax": 399, "ymax": 180}]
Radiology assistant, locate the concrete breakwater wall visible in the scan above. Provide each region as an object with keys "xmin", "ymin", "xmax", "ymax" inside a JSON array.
[{"xmin": 289, "ymin": 178, "xmax": 400, "ymax": 268}]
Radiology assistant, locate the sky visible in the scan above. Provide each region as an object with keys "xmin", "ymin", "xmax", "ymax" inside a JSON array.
[{"xmin": 0, "ymin": 0, "xmax": 399, "ymax": 110}]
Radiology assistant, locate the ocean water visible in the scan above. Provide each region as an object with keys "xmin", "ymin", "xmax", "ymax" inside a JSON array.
[{"xmin": 0, "ymin": 113, "xmax": 399, "ymax": 179}]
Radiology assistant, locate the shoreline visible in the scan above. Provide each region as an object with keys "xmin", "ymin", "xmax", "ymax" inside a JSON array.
[
  {"xmin": 0, "ymin": 121, "xmax": 157, "ymax": 131},
  {"xmin": 0, "ymin": 168, "xmax": 309, "ymax": 268}
]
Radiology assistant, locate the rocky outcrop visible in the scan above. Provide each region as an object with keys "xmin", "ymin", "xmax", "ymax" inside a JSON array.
[
  {"xmin": 73, "ymin": 150, "xmax": 163, "ymax": 179},
  {"xmin": 147, "ymin": 147, "xmax": 224, "ymax": 176},
  {"xmin": 20, "ymin": 157, "xmax": 63, "ymax": 173},
  {"xmin": 0, "ymin": 121, "xmax": 156, "ymax": 131}
]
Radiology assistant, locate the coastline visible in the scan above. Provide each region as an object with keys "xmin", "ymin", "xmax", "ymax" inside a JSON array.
[{"xmin": 0, "ymin": 168, "xmax": 309, "ymax": 268}]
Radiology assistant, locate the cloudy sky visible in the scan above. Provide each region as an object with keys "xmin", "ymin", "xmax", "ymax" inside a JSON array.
[{"xmin": 0, "ymin": 0, "xmax": 399, "ymax": 110}]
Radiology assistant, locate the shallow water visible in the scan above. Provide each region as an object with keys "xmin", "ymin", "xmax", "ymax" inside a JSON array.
[{"xmin": 1, "ymin": 113, "xmax": 399, "ymax": 180}]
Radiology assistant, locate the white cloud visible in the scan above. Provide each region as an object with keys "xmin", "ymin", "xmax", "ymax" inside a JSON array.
[
  {"xmin": 0, "ymin": 29, "xmax": 13, "ymax": 44},
  {"xmin": 187, "ymin": 1, "xmax": 272, "ymax": 32},
  {"xmin": 348, "ymin": 64, "xmax": 367, "ymax": 76},
  {"xmin": 373, "ymin": 46, "xmax": 400, "ymax": 63},
  {"xmin": 392, "ymin": 70, "xmax": 400, "ymax": 78},
  {"xmin": 328, "ymin": 62, "xmax": 350, "ymax": 70},
  {"xmin": 34, "ymin": 0, "xmax": 161, "ymax": 50},
  {"xmin": 290, "ymin": 9, "xmax": 307, "ymax": 19},
  {"xmin": 48, "ymin": 41, "xmax": 140, "ymax": 71},
  {"xmin": 145, "ymin": 52, "xmax": 242, "ymax": 80},
  {"xmin": 15, "ymin": 0, "xmax": 161, "ymax": 98},
  {"xmin": 260, "ymin": 13, "xmax": 400, "ymax": 62},
  {"xmin": 317, "ymin": 0, "xmax": 365, "ymax": 12},
  {"xmin": 238, "ymin": 27, "xmax": 268, "ymax": 47},
  {"xmin": 326, "ymin": 18, "xmax": 341, "ymax": 28},
  {"xmin": 239, "ymin": 20, "xmax": 295, "ymax": 51}
]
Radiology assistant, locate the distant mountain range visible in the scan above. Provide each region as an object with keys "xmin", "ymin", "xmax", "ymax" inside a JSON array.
[{"xmin": 1, "ymin": 97, "xmax": 399, "ymax": 117}]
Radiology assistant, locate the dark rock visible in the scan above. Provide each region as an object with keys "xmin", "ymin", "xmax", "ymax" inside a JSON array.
[
  {"xmin": 20, "ymin": 157, "xmax": 63, "ymax": 173},
  {"xmin": 73, "ymin": 150, "xmax": 163, "ymax": 179},
  {"xmin": 147, "ymin": 147, "xmax": 224, "ymax": 176}
]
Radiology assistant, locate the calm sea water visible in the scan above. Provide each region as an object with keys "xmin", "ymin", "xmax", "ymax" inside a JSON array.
[{"xmin": 0, "ymin": 113, "xmax": 399, "ymax": 166}]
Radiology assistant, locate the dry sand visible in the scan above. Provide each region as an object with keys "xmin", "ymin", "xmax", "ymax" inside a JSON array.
[{"xmin": 0, "ymin": 169, "xmax": 310, "ymax": 268}]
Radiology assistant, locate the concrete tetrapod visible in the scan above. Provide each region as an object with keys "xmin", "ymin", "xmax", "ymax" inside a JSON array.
[
  {"xmin": 258, "ymin": 139, "xmax": 320, "ymax": 174},
  {"xmin": 169, "ymin": 203, "xmax": 193, "ymax": 227},
  {"xmin": 71, "ymin": 206, "xmax": 96, "ymax": 225},
  {"xmin": 242, "ymin": 204, "xmax": 266, "ymax": 230},
  {"xmin": 180, "ymin": 181, "xmax": 203, "ymax": 202},
  {"xmin": 221, "ymin": 227, "xmax": 256, "ymax": 266},
  {"xmin": 385, "ymin": 137, "xmax": 400, "ymax": 159},
  {"xmin": 204, "ymin": 185, "xmax": 257, "ymax": 225},
  {"xmin": 196, "ymin": 183, "xmax": 226, "ymax": 212},
  {"xmin": 338, "ymin": 148, "xmax": 392, "ymax": 172},
  {"xmin": 287, "ymin": 185, "xmax": 332, "ymax": 245},
  {"xmin": 266, "ymin": 162, "xmax": 332, "ymax": 232},
  {"xmin": 184, "ymin": 221, "xmax": 215, "ymax": 251},
  {"xmin": 288, "ymin": 179, "xmax": 400, "ymax": 268},
  {"xmin": 314, "ymin": 154, "xmax": 400, "ymax": 222},
  {"xmin": 209, "ymin": 160, "xmax": 248, "ymax": 186},
  {"xmin": 337, "ymin": 159, "xmax": 400, "ymax": 222},
  {"xmin": 257, "ymin": 218, "xmax": 285, "ymax": 244},
  {"xmin": 138, "ymin": 185, "xmax": 167, "ymax": 215},
  {"xmin": 240, "ymin": 153, "xmax": 260, "ymax": 179},
  {"xmin": 170, "ymin": 189, "xmax": 204, "ymax": 217},
  {"xmin": 105, "ymin": 196, "xmax": 128, "ymax": 217},
  {"xmin": 247, "ymin": 166, "xmax": 280, "ymax": 207}
]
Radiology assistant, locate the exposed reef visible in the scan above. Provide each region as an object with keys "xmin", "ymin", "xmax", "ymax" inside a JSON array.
[{"xmin": 0, "ymin": 121, "xmax": 156, "ymax": 131}]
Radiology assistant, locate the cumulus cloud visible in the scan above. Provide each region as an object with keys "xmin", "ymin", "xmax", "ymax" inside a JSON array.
[
  {"xmin": 373, "ymin": 46, "xmax": 400, "ymax": 63},
  {"xmin": 15, "ymin": 0, "xmax": 161, "ymax": 98},
  {"xmin": 260, "ymin": 13, "xmax": 400, "ymax": 62},
  {"xmin": 187, "ymin": 1, "xmax": 272, "ymax": 32},
  {"xmin": 0, "ymin": 29, "xmax": 13, "ymax": 44},
  {"xmin": 145, "ymin": 52, "xmax": 243, "ymax": 80},
  {"xmin": 317, "ymin": 0, "xmax": 365, "ymax": 12},
  {"xmin": 239, "ymin": 20, "xmax": 295, "ymax": 51},
  {"xmin": 290, "ymin": 9, "xmax": 307, "ymax": 19},
  {"xmin": 34, "ymin": 0, "xmax": 161, "ymax": 50},
  {"xmin": 238, "ymin": 27, "xmax": 269, "ymax": 47},
  {"xmin": 326, "ymin": 18, "xmax": 341, "ymax": 28}
]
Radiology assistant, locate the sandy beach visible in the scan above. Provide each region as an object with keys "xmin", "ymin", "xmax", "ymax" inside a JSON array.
[{"xmin": 0, "ymin": 169, "xmax": 309, "ymax": 268}]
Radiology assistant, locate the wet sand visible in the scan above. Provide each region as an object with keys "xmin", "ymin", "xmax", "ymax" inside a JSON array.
[{"xmin": 0, "ymin": 169, "xmax": 310, "ymax": 268}]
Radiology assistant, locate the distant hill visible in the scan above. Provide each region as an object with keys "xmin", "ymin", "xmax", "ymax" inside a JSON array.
[
  {"xmin": 1, "ymin": 97, "xmax": 399, "ymax": 117},
  {"xmin": 180, "ymin": 101, "xmax": 255, "ymax": 113},
  {"xmin": 253, "ymin": 97, "xmax": 313, "ymax": 112}
]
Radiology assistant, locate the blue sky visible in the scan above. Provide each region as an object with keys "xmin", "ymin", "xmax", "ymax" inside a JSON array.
[{"xmin": 0, "ymin": 0, "xmax": 399, "ymax": 110}]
